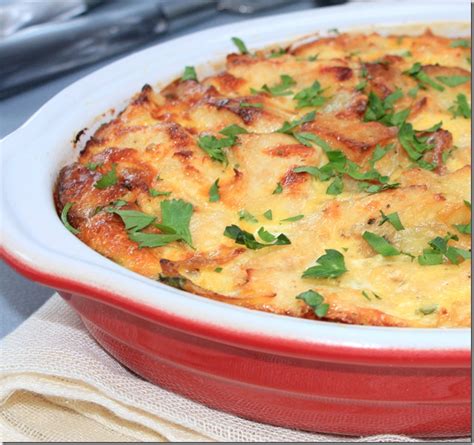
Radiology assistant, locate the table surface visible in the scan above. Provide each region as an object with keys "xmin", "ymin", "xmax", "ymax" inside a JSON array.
[{"xmin": 0, "ymin": 0, "xmax": 315, "ymax": 338}]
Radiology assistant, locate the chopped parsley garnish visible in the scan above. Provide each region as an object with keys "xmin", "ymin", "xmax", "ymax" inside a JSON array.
[
  {"xmin": 296, "ymin": 290, "xmax": 329, "ymax": 317},
  {"xmin": 238, "ymin": 209, "xmax": 258, "ymax": 223},
  {"xmin": 214, "ymin": 267, "xmax": 223, "ymax": 273},
  {"xmin": 294, "ymin": 147, "xmax": 398, "ymax": 195},
  {"xmin": 85, "ymin": 162, "xmax": 101, "ymax": 171},
  {"xmin": 435, "ymin": 75, "xmax": 470, "ymax": 87},
  {"xmin": 209, "ymin": 179, "xmax": 220, "ymax": 202},
  {"xmin": 363, "ymin": 231, "xmax": 400, "ymax": 256},
  {"xmin": 231, "ymin": 37, "xmax": 249, "ymax": 54},
  {"xmin": 197, "ymin": 134, "xmax": 234, "ymax": 163},
  {"xmin": 128, "ymin": 231, "xmax": 182, "ymax": 248},
  {"xmin": 160, "ymin": 199, "xmax": 193, "ymax": 246},
  {"xmin": 418, "ymin": 232, "xmax": 470, "ymax": 266},
  {"xmin": 404, "ymin": 62, "xmax": 445, "ymax": 91},
  {"xmin": 182, "ymin": 66, "xmax": 198, "ymax": 81},
  {"xmin": 355, "ymin": 80, "xmax": 367, "ymax": 91},
  {"xmin": 263, "ymin": 209, "xmax": 273, "ymax": 220},
  {"xmin": 293, "ymin": 132, "xmax": 333, "ymax": 152},
  {"xmin": 302, "ymin": 249, "xmax": 347, "ymax": 279},
  {"xmin": 450, "ymin": 39, "xmax": 470, "ymax": 48},
  {"xmin": 398, "ymin": 122, "xmax": 437, "ymax": 170},
  {"xmin": 276, "ymin": 111, "xmax": 316, "ymax": 135},
  {"xmin": 326, "ymin": 176, "xmax": 344, "ymax": 195},
  {"xmin": 407, "ymin": 86, "xmax": 420, "ymax": 98},
  {"xmin": 454, "ymin": 201, "xmax": 471, "ymax": 235},
  {"xmin": 293, "ymin": 81, "xmax": 328, "ymax": 109},
  {"xmin": 239, "ymin": 101, "xmax": 263, "ymax": 108},
  {"xmin": 400, "ymin": 50, "xmax": 412, "ymax": 57},
  {"xmin": 149, "ymin": 188, "xmax": 171, "ymax": 197},
  {"xmin": 364, "ymin": 89, "xmax": 409, "ymax": 126},
  {"xmin": 268, "ymin": 47, "xmax": 286, "ymax": 58},
  {"xmin": 272, "ymin": 182, "xmax": 283, "ymax": 194},
  {"xmin": 224, "ymin": 225, "xmax": 290, "ymax": 249},
  {"xmin": 94, "ymin": 164, "xmax": 118, "ymax": 189},
  {"xmin": 107, "ymin": 209, "xmax": 156, "ymax": 232},
  {"xmin": 280, "ymin": 214, "xmax": 304, "ymax": 223},
  {"xmin": 369, "ymin": 144, "xmax": 393, "ymax": 168},
  {"xmin": 379, "ymin": 210, "xmax": 404, "ymax": 231},
  {"xmin": 109, "ymin": 199, "xmax": 194, "ymax": 249},
  {"xmin": 60, "ymin": 202, "xmax": 79, "ymax": 234},
  {"xmin": 449, "ymin": 94, "xmax": 471, "ymax": 119},
  {"xmin": 418, "ymin": 304, "xmax": 438, "ymax": 315},
  {"xmin": 219, "ymin": 124, "xmax": 248, "ymax": 138},
  {"xmin": 251, "ymin": 74, "xmax": 296, "ymax": 96}
]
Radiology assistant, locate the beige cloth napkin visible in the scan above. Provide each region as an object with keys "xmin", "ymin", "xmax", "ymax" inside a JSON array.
[{"xmin": 0, "ymin": 294, "xmax": 470, "ymax": 442}]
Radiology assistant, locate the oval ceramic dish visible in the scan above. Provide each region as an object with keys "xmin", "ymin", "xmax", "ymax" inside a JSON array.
[{"xmin": 1, "ymin": 3, "xmax": 471, "ymax": 437}]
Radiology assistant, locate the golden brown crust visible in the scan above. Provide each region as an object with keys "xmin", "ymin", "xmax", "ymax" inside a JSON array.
[{"xmin": 56, "ymin": 30, "xmax": 471, "ymax": 328}]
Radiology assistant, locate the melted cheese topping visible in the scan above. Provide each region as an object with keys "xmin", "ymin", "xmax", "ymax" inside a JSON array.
[{"xmin": 56, "ymin": 30, "xmax": 471, "ymax": 327}]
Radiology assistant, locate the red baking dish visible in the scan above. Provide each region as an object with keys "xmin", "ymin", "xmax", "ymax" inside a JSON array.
[{"xmin": 0, "ymin": 3, "xmax": 471, "ymax": 437}]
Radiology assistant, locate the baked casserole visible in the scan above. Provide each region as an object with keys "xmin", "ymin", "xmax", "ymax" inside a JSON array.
[{"xmin": 56, "ymin": 30, "xmax": 471, "ymax": 328}]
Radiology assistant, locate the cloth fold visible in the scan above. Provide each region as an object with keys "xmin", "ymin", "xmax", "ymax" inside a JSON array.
[{"xmin": 0, "ymin": 295, "xmax": 469, "ymax": 442}]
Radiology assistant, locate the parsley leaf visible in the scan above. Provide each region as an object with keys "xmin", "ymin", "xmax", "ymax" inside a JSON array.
[
  {"xmin": 160, "ymin": 199, "xmax": 193, "ymax": 247},
  {"xmin": 418, "ymin": 304, "xmax": 438, "ymax": 315},
  {"xmin": 209, "ymin": 179, "xmax": 220, "ymax": 202},
  {"xmin": 326, "ymin": 176, "xmax": 343, "ymax": 195},
  {"xmin": 296, "ymin": 290, "xmax": 329, "ymax": 317},
  {"xmin": 302, "ymin": 249, "xmax": 347, "ymax": 279},
  {"xmin": 107, "ymin": 209, "xmax": 156, "ymax": 232},
  {"xmin": 379, "ymin": 210, "xmax": 404, "ymax": 231},
  {"xmin": 128, "ymin": 232, "xmax": 181, "ymax": 248},
  {"xmin": 398, "ymin": 122, "xmax": 436, "ymax": 168},
  {"xmin": 182, "ymin": 66, "xmax": 198, "ymax": 81},
  {"xmin": 363, "ymin": 231, "xmax": 400, "ymax": 256},
  {"xmin": 219, "ymin": 124, "xmax": 248, "ymax": 138},
  {"xmin": 418, "ymin": 232, "xmax": 470, "ymax": 265},
  {"xmin": 435, "ymin": 75, "xmax": 470, "ymax": 87},
  {"xmin": 364, "ymin": 89, "xmax": 408, "ymax": 126},
  {"xmin": 224, "ymin": 225, "xmax": 291, "ymax": 249},
  {"xmin": 60, "ymin": 202, "xmax": 79, "ymax": 234},
  {"xmin": 238, "ymin": 209, "xmax": 258, "ymax": 223},
  {"xmin": 404, "ymin": 63, "xmax": 444, "ymax": 91},
  {"xmin": 276, "ymin": 111, "xmax": 316, "ymax": 134},
  {"xmin": 149, "ymin": 188, "xmax": 171, "ymax": 197},
  {"xmin": 94, "ymin": 164, "xmax": 118, "ymax": 189},
  {"xmin": 293, "ymin": 81, "xmax": 327, "ymax": 108},
  {"xmin": 355, "ymin": 80, "xmax": 367, "ymax": 91},
  {"xmin": 268, "ymin": 47, "xmax": 286, "ymax": 58},
  {"xmin": 85, "ymin": 162, "xmax": 101, "ymax": 171},
  {"xmin": 280, "ymin": 214, "xmax": 304, "ymax": 223},
  {"xmin": 292, "ymin": 132, "xmax": 329, "ymax": 151},
  {"xmin": 197, "ymin": 134, "xmax": 233, "ymax": 163},
  {"xmin": 272, "ymin": 182, "xmax": 283, "ymax": 194},
  {"xmin": 263, "ymin": 209, "xmax": 273, "ymax": 220},
  {"xmin": 214, "ymin": 267, "xmax": 223, "ymax": 273},
  {"xmin": 232, "ymin": 37, "xmax": 249, "ymax": 54},
  {"xmin": 252, "ymin": 74, "xmax": 296, "ymax": 96},
  {"xmin": 449, "ymin": 94, "xmax": 471, "ymax": 119},
  {"xmin": 450, "ymin": 39, "xmax": 470, "ymax": 48},
  {"xmin": 454, "ymin": 200, "xmax": 471, "ymax": 235}
]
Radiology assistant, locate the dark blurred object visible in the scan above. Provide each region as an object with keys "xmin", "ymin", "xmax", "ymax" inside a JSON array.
[
  {"xmin": 0, "ymin": 0, "xmax": 346, "ymax": 98},
  {"xmin": 0, "ymin": 0, "xmax": 103, "ymax": 38}
]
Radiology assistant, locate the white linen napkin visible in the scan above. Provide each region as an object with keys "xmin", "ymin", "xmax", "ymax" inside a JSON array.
[{"xmin": 0, "ymin": 294, "xmax": 470, "ymax": 442}]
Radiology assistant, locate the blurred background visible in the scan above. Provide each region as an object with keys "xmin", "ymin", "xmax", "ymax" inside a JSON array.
[{"xmin": 0, "ymin": 0, "xmax": 460, "ymax": 337}]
